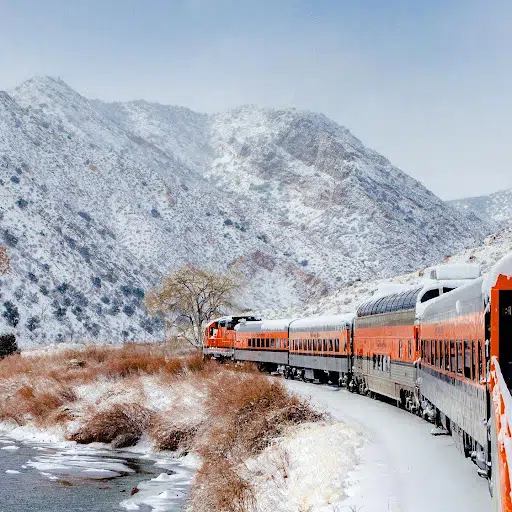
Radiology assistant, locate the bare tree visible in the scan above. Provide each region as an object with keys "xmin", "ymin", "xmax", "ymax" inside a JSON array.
[
  {"xmin": 0, "ymin": 246, "xmax": 10, "ymax": 275},
  {"xmin": 145, "ymin": 265, "xmax": 242, "ymax": 348}
]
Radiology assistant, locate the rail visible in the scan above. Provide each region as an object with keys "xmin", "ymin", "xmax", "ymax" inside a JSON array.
[{"xmin": 490, "ymin": 356, "xmax": 512, "ymax": 512}]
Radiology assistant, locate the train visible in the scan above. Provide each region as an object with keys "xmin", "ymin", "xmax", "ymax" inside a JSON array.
[{"xmin": 203, "ymin": 255, "xmax": 512, "ymax": 510}]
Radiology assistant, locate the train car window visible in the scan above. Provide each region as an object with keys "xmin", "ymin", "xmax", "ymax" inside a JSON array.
[
  {"xmin": 420, "ymin": 288, "xmax": 440, "ymax": 303},
  {"xmin": 408, "ymin": 340, "xmax": 412, "ymax": 360},
  {"xmin": 312, "ymin": 339, "xmax": 316, "ymax": 351},
  {"xmin": 464, "ymin": 341, "xmax": 471, "ymax": 379},
  {"xmin": 471, "ymin": 341, "xmax": 476, "ymax": 379},
  {"xmin": 431, "ymin": 340, "xmax": 435, "ymax": 365},
  {"xmin": 399, "ymin": 339, "xmax": 403, "ymax": 359},
  {"xmin": 329, "ymin": 339, "xmax": 334, "ymax": 351},
  {"xmin": 343, "ymin": 339, "xmax": 347, "ymax": 352},
  {"xmin": 270, "ymin": 338, "xmax": 274, "ymax": 348},
  {"xmin": 439, "ymin": 341, "xmax": 444, "ymax": 369},
  {"xmin": 478, "ymin": 340, "xmax": 483, "ymax": 380},
  {"xmin": 335, "ymin": 339, "xmax": 340, "ymax": 352},
  {"xmin": 373, "ymin": 354, "xmax": 376, "ymax": 369},
  {"xmin": 421, "ymin": 339, "xmax": 424, "ymax": 358},
  {"xmin": 450, "ymin": 341, "xmax": 455, "ymax": 372},
  {"xmin": 435, "ymin": 340, "xmax": 439, "ymax": 367},
  {"xmin": 456, "ymin": 341, "xmax": 463, "ymax": 375},
  {"xmin": 445, "ymin": 341, "xmax": 449, "ymax": 370}
]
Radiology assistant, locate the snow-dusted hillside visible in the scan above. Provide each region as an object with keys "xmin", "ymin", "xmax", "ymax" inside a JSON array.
[
  {"xmin": 0, "ymin": 76, "xmax": 494, "ymax": 345},
  {"xmin": 449, "ymin": 188, "xmax": 512, "ymax": 225},
  {"xmin": 266, "ymin": 229, "xmax": 512, "ymax": 321}
]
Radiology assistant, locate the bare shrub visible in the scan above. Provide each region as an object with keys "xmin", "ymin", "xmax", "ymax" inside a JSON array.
[
  {"xmin": 190, "ymin": 370, "xmax": 325, "ymax": 511},
  {"xmin": 70, "ymin": 403, "xmax": 153, "ymax": 445},
  {"xmin": 191, "ymin": 457, "xmax": 255, "ymax": 512},
  {"xmin": 149, "ymin": 414, "xmax": 198, "ymax": 452},
  {"xmin": 0, "ymin": 381, "xmax": 77, "ymax": 427}
]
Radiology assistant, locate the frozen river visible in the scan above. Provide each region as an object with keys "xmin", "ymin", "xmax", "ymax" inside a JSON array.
[
  {"xmin": 0, "ymin": 435, "xmax": 192, "ymax": 511},
  {"xmin": 284, "ymin": 380, "xmax": 492, "ymax": 512}
]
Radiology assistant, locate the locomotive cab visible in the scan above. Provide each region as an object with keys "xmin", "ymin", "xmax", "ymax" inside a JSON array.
[{"xmin": 204, "ymin": 315, "xmax": 260, "ymax": 360}]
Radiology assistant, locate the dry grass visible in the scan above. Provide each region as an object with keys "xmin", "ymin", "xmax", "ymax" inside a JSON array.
[
  {"xmin": 0, "ymin": 344, "xmax": 324, "ymax": 511},
  {"xmin": 0, "ymin": 380, "xmax": 77, "ymax": 427},
  {"xmin": 149, "ymin": 414, "xmax": 198, "ymax": 453},
  {"xmin": 189, "ymin": 371, "xmax": 325, "ymax": 512},
  {"xmin": 0, "ymin": 343, "xmax": 204, "ymax": 384},
  {"xmin": 0, "ymin": 343, "xmax": 204, "ymax": 429},
  {"xmin": 70, "ymin": 403, "xmax": 153, "ymax": 446}
]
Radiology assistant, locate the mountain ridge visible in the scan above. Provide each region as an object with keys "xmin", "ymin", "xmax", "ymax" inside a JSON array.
[
  {"xmin": 0, "ymin": 76, "xmax": 493, "ymax": 345},
  {"xmin": 449, "ymin": 188, "xmax": 512, "ymax": 226}
]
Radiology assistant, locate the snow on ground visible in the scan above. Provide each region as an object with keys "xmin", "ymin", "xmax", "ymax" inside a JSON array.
[
  {"xmin": 247, "ymin": 421, "xmax": 363, "ymax": 511},
  {"xmin": 283, "ymin": 380, "xmax": 491, "ymax": 512}
]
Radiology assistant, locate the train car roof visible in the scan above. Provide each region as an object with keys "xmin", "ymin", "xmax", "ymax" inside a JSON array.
[
  {"xmin": 417, "ymin": 276, "xmax": 485, "ymax": 323},
  {"xmin": 289, "ymin": 314, "xmax": 354, "ymax": 332},
  {"xmin": 235, "ymin": 318, "xmax": 294, "ymax": 333},
  {"xmin": 357, "ymin": 286, "xmax": 423, "ymax": 317},
  {"xmin": 419, "ymin": 252, "xmax": 512, "ymax": 322}
]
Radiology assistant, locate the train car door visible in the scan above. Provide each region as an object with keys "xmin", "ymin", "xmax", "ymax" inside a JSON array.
[{"xmin": 499, "ymin": 290, "xmax": 512, "ymax": 388}]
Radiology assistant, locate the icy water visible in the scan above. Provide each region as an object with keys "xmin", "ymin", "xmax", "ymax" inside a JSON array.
[{"xmin": 0, "ymin": 435, "xmax": 192, "ymax": 511}]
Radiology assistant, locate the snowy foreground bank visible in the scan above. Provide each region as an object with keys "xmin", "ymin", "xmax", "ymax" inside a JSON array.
[
  {"xmin": 284, "ymin": 380, "xmax": 492, "ymax": 512},
  {"xmin": 1, "ymin": 344, "xmax": 489, "ymax": 511},
  {"xmin": 0, "ymin": 345, "xmax": 367, "ymax": 511}
]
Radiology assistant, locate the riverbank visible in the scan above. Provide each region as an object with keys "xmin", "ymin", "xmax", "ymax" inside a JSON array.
[{"xmin": 0, "ymin": 344, "xmax": 359, "ymax": 511}]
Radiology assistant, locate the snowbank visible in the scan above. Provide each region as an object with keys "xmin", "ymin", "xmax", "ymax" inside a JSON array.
[{"xmin": 247, "ymin": 421, "xmax": 363, "ymax": 511}]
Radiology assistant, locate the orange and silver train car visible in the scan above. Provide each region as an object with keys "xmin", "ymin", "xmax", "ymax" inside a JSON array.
[
  {"xmin": 418, "ymin": 258, "xmax": 512, "ymax": 485},
  {"xmin": 286, "ymin": 315, "xmax": 353, "ymax": 384},
  {"xmin": 203, "ymin": 315, "xmax": 259, "ymax": 359},
  {"xmin": 353, "ymin": 281, "xmax": 472, "ymax": 411},
  {"xmin": 234, "ymin": 319, "xmax": 291, "ymax": 367}
]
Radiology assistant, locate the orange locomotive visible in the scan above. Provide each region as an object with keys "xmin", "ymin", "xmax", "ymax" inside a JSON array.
[{"xmin": 203, "ymin": 315, "xmax": 259, "ymax": 359}]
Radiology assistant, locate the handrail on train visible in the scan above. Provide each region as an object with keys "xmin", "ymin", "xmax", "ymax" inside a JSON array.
[{"xmin": 490, "ymin": 357, "xmax": 512, "ymax": 512}]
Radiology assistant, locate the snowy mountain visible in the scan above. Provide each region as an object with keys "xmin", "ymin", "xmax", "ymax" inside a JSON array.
[
  {"xmin": 0, "ymin": 76, "xmax": 493, "ymax": 346},
  {"xmin": 449, "ymin": 188, "xmax": 512, "ymax": 225}
]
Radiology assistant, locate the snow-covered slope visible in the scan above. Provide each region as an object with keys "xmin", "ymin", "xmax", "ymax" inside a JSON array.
[
  {"xmin": 265, "ymin": 229, "xmax": 512, "ymax": 321},
  {"xmin": 0, "ymin": 76, "xmax": 494, "ymax": 345},
  {"xmin": 449, "ymin": 188, "xmax": 512, "ymax": 225}
]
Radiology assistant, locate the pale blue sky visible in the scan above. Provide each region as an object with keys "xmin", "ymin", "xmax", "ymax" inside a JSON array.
[{"xmin": 1, "ymin": 0, "xmax": 511, "ymax": 199}]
